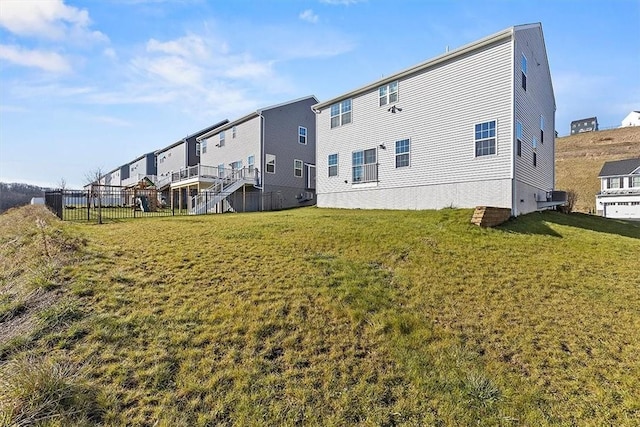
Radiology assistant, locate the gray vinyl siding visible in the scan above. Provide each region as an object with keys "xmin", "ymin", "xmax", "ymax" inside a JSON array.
[
  {"xmin": 513, "ymin": 26, "xmax": 556, "ymax": 214},
  {"xmin": 262, "ymin": 97, "xmax": 317, "ymax": 192},
  {"xmin": 200, "ymin": 116, "xmax": 261, "ymax": 175},
  {"xmin": 157, "ymin": 142, "xmax": 186, "ymax": 182},
  {"xmin": 316, "ymin": 38, "xmax": 513, "ymax": 210}
]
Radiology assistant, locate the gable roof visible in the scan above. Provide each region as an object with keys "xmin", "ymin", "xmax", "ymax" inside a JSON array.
[
  {"xmin": 196, "ymin": 95, "xmax": 318, "ymax": 141},
  {"xmin": 598, "ymin": 158, "xmax": 640, "ymax": 177},
  {"xmin": 312, "ymin": 23, "xmax": 545, "ymax": 112},
  {"xmin": 156, "ymin": 119, "xmax": 229, "ymax": 155}
]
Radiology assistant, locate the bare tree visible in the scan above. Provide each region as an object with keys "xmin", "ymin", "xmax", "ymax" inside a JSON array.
[
  {"xmin": 57, "ymin": 177, "xmax": 67, "ymax": 191},
  {"xmin": 84, "ymin": 168, "xmax": 104, "ymax": 224}
]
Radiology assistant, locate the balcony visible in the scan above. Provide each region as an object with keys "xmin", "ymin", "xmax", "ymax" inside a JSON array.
[{"xmin": 352, "ymin": 163, "xmax": 378, "ymax": 184}]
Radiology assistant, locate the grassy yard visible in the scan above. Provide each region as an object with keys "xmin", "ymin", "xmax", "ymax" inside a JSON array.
[{"xmin": 1, "ymin": 206, "xmax": 639, "ymax": 426}]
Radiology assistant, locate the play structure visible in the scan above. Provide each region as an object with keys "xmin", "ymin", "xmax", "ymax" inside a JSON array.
[{"xmin": 130, "ymin": 178, "xmax": 161, "ymax": 212}]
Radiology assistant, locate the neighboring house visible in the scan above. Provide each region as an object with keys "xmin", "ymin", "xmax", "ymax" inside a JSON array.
[
  {"xmin": 121, "ymin": 152, "xmax": 157, "ymax": 188},
  {"xmin": 155, "ymin": 119, "xmax": 229, "ymax": 197},
  {"xmin": 100, "ymin": 167, "xmax": 122, "ymax": 187},
  {"xmin": 621, "ymin": 111, "xmax": 640, "ymax": 127},
  {"xmin": 595, "ymin": 157, "xmax": 640, "ymax": 219},
  {"xmin": 312, "ymin": 23, "xmax": 561, "ymax": 216},
  {"xmin": 168, "ymin": 95, "xmax": 318, "ymax": 213},
  {"xmin": 570, "ymin": 117, "xmax": 598, "ymax": 134}
]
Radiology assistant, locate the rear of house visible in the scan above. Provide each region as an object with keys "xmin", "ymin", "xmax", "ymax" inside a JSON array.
[{"xmin": 313, "ymin": 23, "xmax": 557, "ymax": 216}]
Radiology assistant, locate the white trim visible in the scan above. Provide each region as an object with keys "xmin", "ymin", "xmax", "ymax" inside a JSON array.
[{"xmin": 473, "ymin": 119, "xmax": 498, "ymax": 158}]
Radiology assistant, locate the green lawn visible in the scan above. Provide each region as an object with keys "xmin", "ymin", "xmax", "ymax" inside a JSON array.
[{"xmin": 1, "ymin": 206, "xmax": 639, "ymax": 426}]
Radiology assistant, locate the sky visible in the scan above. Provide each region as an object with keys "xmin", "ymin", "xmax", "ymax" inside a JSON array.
[{"xmin": 0, "ymin": 0, "xmax": 639, "ymax": 188}]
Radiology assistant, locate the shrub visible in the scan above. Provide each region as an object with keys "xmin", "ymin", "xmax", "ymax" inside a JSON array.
[{"xmin": 559, "ymin": 189, "xmax": 578, "ymax": 213}]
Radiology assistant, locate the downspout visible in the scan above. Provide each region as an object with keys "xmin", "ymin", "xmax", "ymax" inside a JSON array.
[
  {"xmin": 254, "ymin": 111, "xmax": 265, "ymax": 210},
  {"xmin": 510, "ymin": 28, "xmax": 517, "ymax": 217}
]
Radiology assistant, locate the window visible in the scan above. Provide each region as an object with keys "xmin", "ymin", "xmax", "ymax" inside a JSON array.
[
  {"xmin": 608, "ymin": 177, "xmax": 622, "ymax": 189},
  {"xmin": 533, "ymin": 152, "xmax": 537, "ymax": 167},
  {"xmin": 474, "ymin": 120, "xmax": 496, "ymax": 157},
  {"xmin": 218, "ymin": 163, "xmax": 225, "ymax": 178},
  {"xmin": 202, "ymin": 140, "xmax": 207, "ymax": 154},
  {"xmin": 540, "ymin": 115, "xmax": 545, "ymax": 144},
  {"xmin": 352, "ymin": 148, "xmax": 377, "ymax": 183},
  {"xmin": 248, "ymin": 155, "xmax": 255, "ymax": 173},
  {"xmin": 195, "ymin": 142, "xmax": 201, "ymax": 157},
  {"xmin": 379, "ymin": 81, "xmax": 398, "ymax": 106},
  {"xmin": 230, "ymin": 160, "xmax": 242, "ymax": 170},
  {"xmin": 532, "ymin": 136, "xmax": 537, "ymax": 150},
  {"xmin": 328, "ymin": 154, "xmax": 338, "ymax": 177},
  {"xmin": 232, "ymin": 126, "xmax": 237, "ymax": 139},
  {"xmin": 294, "ymin": 159, "xmax": 303, "ymax": 177},
  {"xmin": 532, "ymin": 136, "xmax": 537, "ymax": 166},
  {"xmin": 330, "ymin": 99, "xmax": 352, "ymax": 128},
  {"xmin": 521, "ymin": 54, "xmax": 527, "ymax": 91},
  {"xmin": 516, "ymin": 121, "xmax": 523, "ymax": 157},
  {"xmin": 630, "ymin": 176, "xmax": 640, "ymax": 187},
  {"xmin": 266, "ymin": 154, "xmax": 276, "ymax": 174},
  {"xmin": 219, "ymin": 131, "xmax": 225, "ymax": 147},
  {"xmin": 299, "ymin": 126, "xmax": 307, "ymax": 145},
  {"xmin": 395, "ymin": 139, "xmax": 410, "ymax": 168}
]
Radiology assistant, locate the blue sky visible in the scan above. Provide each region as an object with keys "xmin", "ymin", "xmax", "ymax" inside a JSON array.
[{"xmin": 1, "ymin": 0, "xmax": 638, "ymax": 188}]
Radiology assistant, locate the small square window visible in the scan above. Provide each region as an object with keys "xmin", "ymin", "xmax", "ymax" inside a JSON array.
[{"xmin": 379, "ymin": 81, "xmax": 399, "ymax": 106}]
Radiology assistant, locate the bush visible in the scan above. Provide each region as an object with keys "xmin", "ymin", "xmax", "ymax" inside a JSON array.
[{"xmin": 559, "ymin": 189, "xmax": 577, "ymax": 213}]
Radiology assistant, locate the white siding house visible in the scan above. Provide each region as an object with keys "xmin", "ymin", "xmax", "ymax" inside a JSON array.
[
  {"xmin": 621, "ymin": 111, "xmax": 640, "ymax": 127},
  {"xmin": 596, "ymin": 158, "xmax": 640, "ymax": 219},
  {"xmin": 313, "ymin": 23, "xmax": 559, "ymax": 216}
]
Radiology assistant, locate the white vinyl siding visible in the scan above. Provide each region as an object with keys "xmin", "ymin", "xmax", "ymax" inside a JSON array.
[{"xmin": 200, "ymin": 116, "xmax": 261, "ymax": 177}]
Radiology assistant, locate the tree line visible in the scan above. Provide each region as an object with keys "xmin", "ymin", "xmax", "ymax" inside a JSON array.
[{"xmin": 0, "ymin": 182, "xmax": 49, "ymax": 213}]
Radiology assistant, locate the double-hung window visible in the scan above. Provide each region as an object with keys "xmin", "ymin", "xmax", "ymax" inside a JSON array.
[
  {"xmin": 294, "ymin": 159, "xmax": 303, "ymax": 177},
  {"xmin": 328, "ymin": 154, "xmax": 338, "ymax": 177},
  {"xmin": 219, "ymin": 131, "xmax": 225, "ymax": 147},
  {"xmin": 608, "ymin": 177, "xmax": 622, "ymax": 189},
  {"xmin": 217, "ymin": 163, "xmax": 225, "ymax": 178},
  {"xmin": 521, "ymin": 54, "xmax": 527, "ymax": 91},
  {"xmin": 266, "ymin": 154, "xmax": 276, "ymax": 174},
  {"xmin": 299, "ymin": 126, "xmax": 307, "ymax": 145},
  {"xmin": 247, "ymin": 155, "xmax": 255, "ymax": 173},
  {"xmin": 532, "ymin": 136, "xmax": 537, "ymax": 167},
  {"xmin": 352, "ymin": 148, "xmax": 377, "ymax": 183},
  {"xmin": 474, "ymin": 121, "xmax": 496, "ymax": 157},
  {"xmin": 516, "ymin": 121, "xmax": 523, "ymax": 157},
  {"xmin": 201, "ymin": 140, "xmax": 207, "ymax": 154},
  {"xmin": 195, "ymin": 142, "xmax": 201, "ymax": 157},
  {"xmin": 395, "ymin": 139, "xmax": 410, "ymax": 168},
  {"xmin": 379, "ymin": 81, "xmax": 398, "ymax": 106},
  {"xmin": 540, "ymin": 115, "xmax": 544, "ymax": 144},
  {"xmin": 330, "ymin": 99, "xmax": 352, "ymax": 128},
  {"xmin": 232, "ymin": 126, "xmax": 237, "ymax": 139},
  {"xmin": 630, "ymin": 175, "xmax": 640, "ymax": 188}
]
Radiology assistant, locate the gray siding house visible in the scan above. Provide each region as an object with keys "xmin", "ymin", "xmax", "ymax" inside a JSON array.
[
  {"xmin": 121, "ymin": 152, "xmax": 157, "ymax": 188},
  {"xmin": 570, "ymin": 117, "xmax": 598, "ymax": 134},
  {"xmin": 595, "ymin": 157, "xmax": 640, "ymax": 219},
  {"xmin": 169, "ymin": 96, "xmax": 318, "ymax": 213},
  {"xmin": 313, "ymin": 23, "xmax": 559, "ymax": 216},
  {"xmin": 155, "ymin": 120, "xmax": 229, "ymax": 199}
]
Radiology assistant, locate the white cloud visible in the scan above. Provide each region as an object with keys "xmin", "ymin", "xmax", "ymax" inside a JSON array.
[
  {"xmin": 0, "ymin": 105, "xmax": 29, "ymax": 113},
  {"xmin": 0, "ymin": 44, "xmax": 71, "ymax": 73},
  {"xmin": 103, "ymin": 48, "xmax": 118, "ymax": 60},
  {"xmin": 0, "ymin": 0, "xmax": 107, "ymax": 43},
  {"xmin": 299, "ymin": 9, "xmax": 319, "ymax": 24},
  {"xmin": 91, "ymin": 116, "xmax": 132, "ymax": 127}
]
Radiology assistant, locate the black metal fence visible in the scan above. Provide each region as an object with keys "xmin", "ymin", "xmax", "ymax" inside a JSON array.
[{"xmin": 44, "ymin": 187, "xmax": 281, "ymax": 222}]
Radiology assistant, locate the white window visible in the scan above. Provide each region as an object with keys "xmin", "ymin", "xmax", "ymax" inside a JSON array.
[
  {"xmin": 540, "ymin": 115, "xmax": 545, "ymax": 144},
  {"xmin": 516, "ymin": 121, "xmax": 523, "ymax": 157},
  {"xmin": 202, "ymin": 140, "xmax": 207, "ymax": 154},
  {"xmin": 330, "ymin": 99, "xmax": 352, "ymax": 128},
  {"xmin": 232, "ymin": 126, "xmax": 237, "ymax": 139},
  {"xmin": 328, "ymin": 154, "xmax": 338, "ymax": 177},
  {"xmin": 630, "ymin": 176, "xmax": 640, "ymax": 187},
  {"xmin": 266, "ymin": 154, "xmax": 276, "ymax": 174},
  {"xmin": 379, "ymin": 81, "xmax": 398, "ymax": 106},
  {"xmin": 352, "ymin": 148, "xmax": 377, "ymax": 183},
  {"xmin": 474, "ymin": 121, "xmax": 496, "ymax": 157},
  {"xmin": 248, "ymin": 155, "xmax": 255, "ymax": 173},
  {"xmin": 521, "ymin": 54, "xmax": 527, "ymax": 91},
  {"xmin": 195, "ymin": 142, "xmax": 201, "ymax": 157},
  {"xmin": 217, "ymin": 163, "xmax": 225, "ymax": 178},
  {"xmin": 532, "ymin": 136, "xmax": 537, "ymax": 150},
  {"xmin": 294, "ymin": 159, "xmax": 303, "ymax": 177},
  {"xmin": 299, "ymin": 126, "xmax": 307, "ymax": 145},
  {"xmin": 219, "ymin": 131, "xmax": 225, "ymax": 147},
  {"xmin": 608, "ymin": 177, "xmax": 622, "ymax": 189},
  {"xmin": 395, "ymin": 139, "xmax": 410, "ymax": 168}
]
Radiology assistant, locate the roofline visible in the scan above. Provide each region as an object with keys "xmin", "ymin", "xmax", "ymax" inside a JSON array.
[
  {"xmin": 197, "ymin": 95, "xmax": 319, "ymax": 141},
  {"xmin": 312, "ymin": 26, "xmax": 520, "ymax": 111},
  {"xmin": 155, "ymin": 119, "xmax": 229, "ymax": 154},
  {"xmin": 127, "ymin": 151, "xmax": 155, "ymax": 165},
  {"xmin": 571, "ymin": 117, "xmax": 598, "ymax": 123}
]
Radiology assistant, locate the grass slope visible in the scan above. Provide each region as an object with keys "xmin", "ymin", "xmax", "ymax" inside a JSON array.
[
  {"xmin": 555, "ymin": 126, "xmax": 640, "ymax": 213},
  {"xmin": 1, "ymin": 206, "xmax": 639, "ymax": 426}
]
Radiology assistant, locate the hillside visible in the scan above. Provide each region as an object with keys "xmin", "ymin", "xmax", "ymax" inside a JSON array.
[
  {"xmin": 0, "ymin": 182, "xmax": 48, "ymax": 213},
  {"xmin": 1, "ymin": 206, "xmax": 639, "ymax": 426},
  {"xmin": 555, "ymin": 126, "xmax": 640, "ymax": 213}
]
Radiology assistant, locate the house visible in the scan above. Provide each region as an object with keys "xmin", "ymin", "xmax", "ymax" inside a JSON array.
[
  {"xmin": 570, "ymin": 117, "xmax": 598, "ymax": 134},
  {"xmin": 155, "ymin": 119, "xmax": 229, "ymax": 203},
  {"xmin": 169, "ymin": 95, "xmax": 318, "ymax": 213},
  {"xmin": 312, "ymin": 23, "xmax": 561, "ymax": 216},
  {"xmin": 621, "ymin": 111, "xmax": 640, "ymax": 127},
  {"xmin": 121, "ymin": 152, "xmax": 157, "ymax": 188},
  {"xmin": 99, "ymin": 167, "xmax": 122, "ymax": 187},
  {"xmin": 595, "ymin": 157, "xmax": 640, "ymax": 219}
]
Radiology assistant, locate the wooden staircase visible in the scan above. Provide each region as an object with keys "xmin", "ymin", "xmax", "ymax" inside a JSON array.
[{"xmin": 470, "ymin": 206, "xmax": 512, "ymax": 227}]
